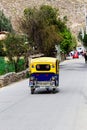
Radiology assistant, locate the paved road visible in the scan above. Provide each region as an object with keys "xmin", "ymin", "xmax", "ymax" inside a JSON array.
[{"xmin": 0, "ymin": 56, "xmax": 87, "ymax": 130}]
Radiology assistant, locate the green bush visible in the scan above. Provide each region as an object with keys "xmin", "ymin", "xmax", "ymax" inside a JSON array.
[
  {"xmin": 0, "ymin": 57, "xmax": 15, "ymax": 75},
  {"xmin": 0, "ymin": 57, "xmax": 26, "ymax": 75},
  {"xmin": 17, "ymin": 59, "xmax": 25, "ymax": 72},
  {"xmin": 0, "ymin": 57, "xmax": 6, "ymax": 75}
]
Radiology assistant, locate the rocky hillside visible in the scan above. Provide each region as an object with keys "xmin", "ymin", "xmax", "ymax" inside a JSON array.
[{"xmin": 0, "ymin": 0, "xmax": 87, "ymax": 35}]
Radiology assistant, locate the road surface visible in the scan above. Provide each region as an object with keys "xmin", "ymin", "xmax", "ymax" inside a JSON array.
[{"xmin": 0, "ymin": 56, "xmax": 87, "ymax": 130}]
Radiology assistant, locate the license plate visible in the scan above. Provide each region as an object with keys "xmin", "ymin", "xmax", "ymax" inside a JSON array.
[{"xmin": 37, "ymin": 81, "xmax": 50, "ymax": 86}]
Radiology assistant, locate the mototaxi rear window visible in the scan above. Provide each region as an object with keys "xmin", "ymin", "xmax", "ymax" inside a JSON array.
[{"xmin": 36, "ymin": 64, "xmax": 50, "ymax": 71}]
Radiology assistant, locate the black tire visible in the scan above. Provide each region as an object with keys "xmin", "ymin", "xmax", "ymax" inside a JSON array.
[
  {"xmin": 53, "ymin": 88, "xmax": 56, "ymax": 93},
  {"xmin": 85, "ymin": 60, "xmax": 87, "ymax": 63},
  {"xmin": 31, "ymin": 88, "xmax": 35, "ymax": 94},
  {"xmin": 46, "ymin": 88, "xmax": 49, "ymax": 92}
]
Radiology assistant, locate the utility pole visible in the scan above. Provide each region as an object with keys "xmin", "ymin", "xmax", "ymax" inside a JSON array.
[
  {"xmin": 55, "ymin": 44, "xmax": 61, "ymax": 61},
  {"xmin": 81, "ymin": 27, "xmax": 84, "ymax": 39}
]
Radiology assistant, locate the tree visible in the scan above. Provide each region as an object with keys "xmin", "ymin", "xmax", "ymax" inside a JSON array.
[
  {"xmin": 38, "ymin": 25, "xmax": 62, "ymax": 56},
  {"xmin": 0, "ymin": 10, "xmax": 14, "ymax": 57},
  {"xmin": 3, "ymin": 33, "xmax": 30, "ymax": 72},
  {"xmin": 78, "ymin": 31, "xmax": 87, "ymax": 49},
  {"xmin": 19, "ymin": 5, "xmax": 76, "ymax": 56},
  {"xmin": 0, "ymin": 40, "xmax": 5, "ymax": 56},
  {"xmin": 0, "ymin": 10, "xmax": 13, "ymax": 32},
  {"xmin": 19, "ymin": 5, "xmax": 62, "ymax": 56},
  {"xmin": 83, "ymin": 34, "xmax": 87, "ymax": 47},
  {"xmin": 60, "ymin": 29, "xmax": 77, "ymax": 54}
]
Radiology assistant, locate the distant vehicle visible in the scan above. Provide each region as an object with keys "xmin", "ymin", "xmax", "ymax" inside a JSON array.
[
  {"xmin": 66, "ymin": 53, "xmax": 73, "ymax": 60},
  {"xmin": 29, "ymin": 57, "xmax": 59, "ymax": 94},
  {"xmin": 76, "ymin": 46, "xmax": 84, "ymax": 55},
  {"xmin": 69, "ymin": 51, "xmax": 74, "ymax": 56},
  {"xmin": 66, "ymin": 50, "xmax": 75, "ymax": 60},
  {"xmin": 73, "ymin": 51, "xmax": 79, "ymax": 59}
]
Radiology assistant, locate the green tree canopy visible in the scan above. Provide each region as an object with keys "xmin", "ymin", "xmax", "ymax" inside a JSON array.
[
  {"xmin": 20, "ymin": 5, "xmax": 76, "ymax": 56},
  {"xmin": 3, "ymin": 33, "xmax": 30, "ymax": 72},
  {"xmin": 0, "ymin": 10, "xmax": 13, "ymax": 32},
  {"xmin": 83, "ymin": 34, "xmax": 87, "ymax": 47},
  {"xmin": 20, "ymin": 5, "xmax": 62, "ymax": 56},
  {"xmin": 60, "ymin": 29, "xmax": 77, "ymax": 54}
]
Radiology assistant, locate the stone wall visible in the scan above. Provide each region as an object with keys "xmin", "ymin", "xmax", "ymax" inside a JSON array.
[{"xmin": 0, "ymin": 69, "xmax": 28, "ymax": 88}]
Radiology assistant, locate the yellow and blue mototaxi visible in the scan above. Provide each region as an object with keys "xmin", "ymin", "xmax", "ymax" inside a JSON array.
[{"xmin": 29, "ymin": 57, "xmax": 59, "ymax": 94}]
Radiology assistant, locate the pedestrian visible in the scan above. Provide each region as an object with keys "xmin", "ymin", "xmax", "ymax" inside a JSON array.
[{"xmin": 84, "ymin": 50, "xmax": 87, "ymax": 63}]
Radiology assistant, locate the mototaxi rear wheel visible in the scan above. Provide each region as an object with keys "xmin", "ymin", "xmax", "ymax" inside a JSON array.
[{"xmin": 31, "ymin": 87, "xmax": 35, "ymax": 94}]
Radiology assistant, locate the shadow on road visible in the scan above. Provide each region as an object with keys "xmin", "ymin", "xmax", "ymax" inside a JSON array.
[{"xmin": 32, "ymin": 88, "xmax": 60, "ymax": 94}]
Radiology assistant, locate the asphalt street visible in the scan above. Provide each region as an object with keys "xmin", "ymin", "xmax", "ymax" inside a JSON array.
[{"xmin": 0, "ymin": 56, "xmax": 87, "ymax": 130}]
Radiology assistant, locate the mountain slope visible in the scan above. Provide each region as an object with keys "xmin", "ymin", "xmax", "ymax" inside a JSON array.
[{"xmin": 0, "ymin": 0, "xmax": 87, "ymax": 34}]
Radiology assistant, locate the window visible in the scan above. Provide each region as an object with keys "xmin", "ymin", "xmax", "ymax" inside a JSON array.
[{"xmin": 36, "ymin": 64, "xmax": 50, "ymax": 71}]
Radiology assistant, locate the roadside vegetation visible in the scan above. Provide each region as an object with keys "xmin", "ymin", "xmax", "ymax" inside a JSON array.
[
  {"xmin": 81, "ymin": 33, "xmax": 87, "ymax": 48},
  {"xmin": 19, "ymin": 5, "xmax": 77, "ymax": 56},
  {"xmin": 0, "ymin": 57, "xmax": 25, "ymax": 75},
  {"xmin": 78, "ymin": 31, "xmax": 87, "ymax": 49},
  {"xmin": 0, "ymin": 6, "xmax": 77, "ymax": 75},
  {"xmin": 0, "ymin": 10, "xmax": 13, "ymax": 32}
]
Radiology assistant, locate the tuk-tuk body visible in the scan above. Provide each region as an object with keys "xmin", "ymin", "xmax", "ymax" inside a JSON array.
[{"xmin": 29, "ymin": 57, "xmax": 59, "ymax": 94}]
